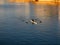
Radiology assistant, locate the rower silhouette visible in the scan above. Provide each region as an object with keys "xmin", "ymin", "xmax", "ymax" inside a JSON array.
[{"xmin": 35, "ymin": 0, "xmax": 38, "ymax": 2}]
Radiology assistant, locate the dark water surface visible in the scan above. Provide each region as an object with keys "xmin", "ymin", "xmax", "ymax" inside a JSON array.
[{"xmin": 0, "ymin": 4, "xmax": 58, "ymax": 45}]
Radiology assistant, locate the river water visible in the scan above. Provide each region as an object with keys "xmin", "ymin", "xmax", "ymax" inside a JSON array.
[{"xmin": 0, "ymin": 3, "xmax": 58, "ymax": 45}]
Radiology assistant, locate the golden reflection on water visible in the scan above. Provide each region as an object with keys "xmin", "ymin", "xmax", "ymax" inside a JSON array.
[
  {"xmin": 0, "ymin": 0, "xmax": 59, "ymax": 6},
  {"xmin": 34, "ymin": 5, "xmax": 57, "ymax": 17},
  {"xmin": 58, "ymin": 5, "xmax": 60, "ymax": 19},
  {"xmin": 0, "ymin": 0, "xmax": 4, "ymax": 5},
  {"xmin": 13, "ymin": 2, "xmax": 57, "ymax": 20}
]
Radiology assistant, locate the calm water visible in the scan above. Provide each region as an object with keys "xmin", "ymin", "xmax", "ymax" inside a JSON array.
[{"xmin": 0, "ymin": 3, "xmax": 58, "ymax": 45}]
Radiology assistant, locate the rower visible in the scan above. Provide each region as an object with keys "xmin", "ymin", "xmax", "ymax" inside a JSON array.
[{"xmin": 30, "ymin": 19, "xmax": 37, "ymax": 24}]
